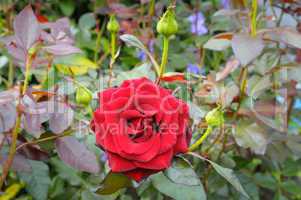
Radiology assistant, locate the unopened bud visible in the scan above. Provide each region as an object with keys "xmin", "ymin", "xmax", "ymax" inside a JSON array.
[
  {"xmin": 156, "ymin": 7, "xmax": 178, "ymax": 37},
  {"xmin": 76, "ymin": 86, "xmax": 92, "ymax": 106},
  {"xmin": 107, "ymin": 15, "xmax": 120, "ymax": 33}
]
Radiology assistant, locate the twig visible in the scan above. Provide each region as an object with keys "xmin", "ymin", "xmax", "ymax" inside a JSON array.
[
  {"xmin": 0, "ymin": 55, "xmax": 33, "ymax": 190},
  {"xmin": 16, "ymin": 129, "xmax": 73, "ymax": 151}
]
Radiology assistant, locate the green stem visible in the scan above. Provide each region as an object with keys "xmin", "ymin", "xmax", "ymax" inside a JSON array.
[
  {"xmin": 22, "ymin": 56, "xmax": 32, "ymax": 95},
  {"xmin": 0, "ymin": 115, "xmax": 21, "ymax": 190},
  {"xmin": 7, "ymin": 58, "xmax": 14, "ymax": 88},
  {"xmin": 148, "ymin": 0, "xmax": 155, "ymax": 18},
  {"xmin": 86, "ymin": 105, "xmax": 93, "ymax": 118},
  {"xmin": 251, "ymin": 0, "xmax": 258, "ymax": 37},
  {"xmin": 159, "ymin": 36, "xmax": 169, "ymax": 78},
  {"xmin": 94, "ymin": 19, "xmax": 106, "ymax": 63},
  {"xmin": 111, "ymin": 32, "xmax": 116, "ymax": 59},
  {"xmin": 16, "ymin": 129, "xmax": 73, "ymax": 151},
  {"xmin": 189, "ymin": 126, "xmax": 213, "ymax": 152},
  {"xmin": 108, "ymin": 32, "xmax": 117, "ymax": 87}
]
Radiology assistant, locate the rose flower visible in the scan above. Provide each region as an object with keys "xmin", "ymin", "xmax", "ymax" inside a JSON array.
[{"xmin": 91, "ymin": 78, "xmax": 191, "ymax": 182}]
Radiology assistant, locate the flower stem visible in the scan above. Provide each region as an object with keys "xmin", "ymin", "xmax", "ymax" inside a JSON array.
[
  {"xmin": 159, "ymin": 36, "xmax": 170, "ymax": 78},
  {"xmin": 7, "ymin": 58, "xmax": 14, "ymax": 88},
  {"xmin": 108, "ymin": 32, "xmax": 116, "ymax": 87},
  {"xmin": 148, "ymin": 0, "xmax": 155, "ymax": 18},
  {"xmin": 16, "ymin": 129, "xmax": 73, "ymax": 151},
  {"xmin": 22, "ymin": 56, "xmax": 33, "ymax": 95},
  {"xmin": 0, "ymin": 111, "xmax": 21, "ymax": 190},
  {"xmin": 251, "ymin": 0, "xmax": 258, "ymax": 37},
  {"xmin": 0, "ymin": 55, "xmax": 33, "ymax": 190},
  {"xmin": 189, "ymin": 126, "xmax": 213, "ymax": 152},
  {"xmin": 94, "ymin": 21, "xmax": 102, "ymax": 63},
  {"xmin": 111, "ymin": 32, "xmax": 116, "ymax": 60}
]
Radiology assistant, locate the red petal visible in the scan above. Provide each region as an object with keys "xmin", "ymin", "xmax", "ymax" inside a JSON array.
[
  {"xmin": 134, "ymin": 149, "xmax": 173, "ymax": 170},
  {"xmin": 107, "ymin": 152, "xmax": 136, "ymax": 172}
]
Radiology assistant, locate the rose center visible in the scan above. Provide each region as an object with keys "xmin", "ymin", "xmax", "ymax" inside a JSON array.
[{"xmin": 127, "ymin": 117, "xmax": 160, "ymax": 142}]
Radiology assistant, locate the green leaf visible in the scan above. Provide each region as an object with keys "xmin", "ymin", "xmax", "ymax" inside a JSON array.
[
  {"xmin": 188, "ymin": 152, "xmax": 249, "ymax": 199},
  {"xmin": 18, "ymin": 160, "xmax": 51, "ymax": 200},
  {"xmin": 254, "ymin": 173, "xmax": 277, "ymax": 190},
  {"xmin": 48, "ymin": 176, "xmax": 65, "ymax": 199},
  {"xmin": 78, "ymin": 13, "xmax": 96, "ymax": 42},
  {"xmin": 42, "ymin": 66, "xmax": 59, "ymax": 89},
  {"xmin": 81, "ymin": 190, "xmax": 122, "ymax": 200},
  {"xmin": 210, "ymin": 162, "xmax": 249, "ymax": 198},
  {"xmin": 204, "ymin": 38, "xmax": 231, "ymax": 51},
  {"xmin": 282, "ymin": 158, "xmax": 301, "ymax": 177},
  {"xmin": 120, "ymin": 34, "xmax": 160, "ymax": 75},
  {"xmin": 79, "ymin": 13, "xmax": 96, "ymax": 30},
  {"xmin": 234, "ymin": 122, "xmax": 268, "ymax": 155},
  {"xmin": 59, "ymin": 0, "xmax": 75, "ymax": 16},
  {"xmin": 96, "ymin": 172, "xmax": 132, "ymax": 195},
  {"xmin": 281, "ymin": 180, "xmax": 301, "ymax": 195},
  {"xmin": 151, "ymin": 158, "xmax": 206, "ymax": 200},
  {"xmin": 50, "ymin": 157, "xmax": 83, "ymax": 186},
  {"xmin": 54, "ymin": 54, "xmax": 98, "ymax": 76},
  {"xmin": 120, "ymin": 34, "xmax": 146, "ymax": 51}
]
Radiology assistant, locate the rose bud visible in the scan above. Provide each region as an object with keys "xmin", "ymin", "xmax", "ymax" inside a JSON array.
[
  {"xmin": 205, "ymin": 107, "xmax": 224, "ymax": 127},
  {"xmin": 90, "ymin": 78, "xmax": 191, "ymax": 182},
  {"xmin": 76, "ymin": 86, "xmax": 92, "ymax": 106},
  {"xmin": 107, "ymin": 15, "xmax": 120, "ymax": 33},
  {"xmin": 156, "ymin": 7, "xmax": 178, "ymax": 37}
]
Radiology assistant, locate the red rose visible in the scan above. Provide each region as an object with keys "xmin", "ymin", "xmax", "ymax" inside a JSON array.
[{"xmin": 91, "ymin": 77, "xmax": 191, "ymax": 182}]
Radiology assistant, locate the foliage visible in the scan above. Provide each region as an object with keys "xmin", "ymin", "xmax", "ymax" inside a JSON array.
[{"xmin": 0, "ymin": 0, "xmax": 301, "ymax": 200}]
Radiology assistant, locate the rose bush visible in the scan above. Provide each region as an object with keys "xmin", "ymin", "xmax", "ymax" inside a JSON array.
[{"xmin": 91, "ymin": 77, "xmax": 191, "ymax": 182}]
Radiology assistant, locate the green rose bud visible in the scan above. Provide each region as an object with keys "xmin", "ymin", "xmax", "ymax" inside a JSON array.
[
  {"xmin": 205, "ymin": 107, "xmax": 224, "ymax": 127},
  {"xmin": 107, "ymin": 15, "xmax": 120, "ymax": 33},
  {"xmin": 76, "ymin": 86, "xmax": 92, "ymax": 106},
  {"xmin": 156, "ymin": 7, "xmax": 178, "ymax": 37}
]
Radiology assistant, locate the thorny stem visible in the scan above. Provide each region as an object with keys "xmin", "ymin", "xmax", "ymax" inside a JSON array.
[
  {"xmin": 0, "ymin": 55, "xmax": 33, "ymax": 190},
  {"xmin": 189, "ymin": 126, "xmax": 213, "ymax": 152}
]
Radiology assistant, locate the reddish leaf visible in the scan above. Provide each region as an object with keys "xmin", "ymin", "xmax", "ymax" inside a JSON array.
[
  {"xmin": 43, "ymin": 44, "xmax": 81, "ymax": 56},
  {"xmin": 36, "ymin": 14, "xmax": 48, "ymax": 23},
  {"xmin": 55, "ymin": 136, "xmax": 100, "ymax": 173},
  {"xmin": 161, "ymin": 72, "xmax": 185, "ymax": 82},
  {"xmin": 13, "ymin": 5, "xmax": 41, "ymax": 50},
  {"xmin": 232, "ymin": 33, "xmax": 264, "ymax": 65},
  {"xmin": 215, "ymin": 32, "xmax": 233, "ymax": 40},
  {"xmin": 0, "ymin": 152, "xmax": 32, "ymax": 172},
  {"xmin": 216, "ymin": 58, "xmax": 240, "ymax": 81},
  {"xmin": 109, "ymin": 3, "xmax": 138, "ymax": 19},
  {"xmin": 47, "ymin": 99, "xmax": 74, "ymax": 134}
]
